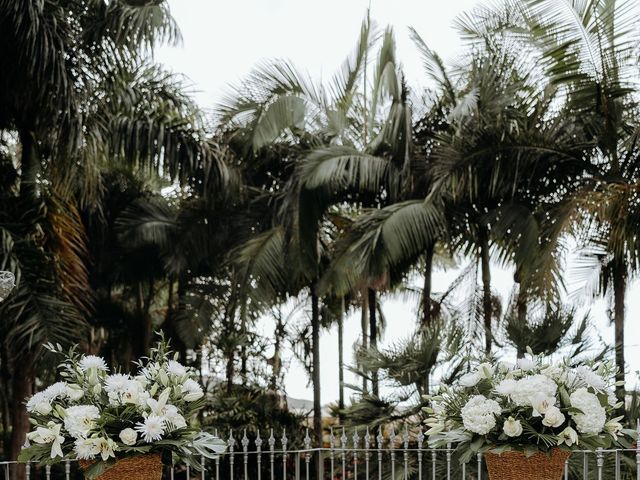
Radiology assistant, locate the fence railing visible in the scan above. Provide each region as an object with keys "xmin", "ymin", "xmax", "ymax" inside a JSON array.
[{"xmin": 5, "ymin": 424, "xmax": 640, "ymax": 479}]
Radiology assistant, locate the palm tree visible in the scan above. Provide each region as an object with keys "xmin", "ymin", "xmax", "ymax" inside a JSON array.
[
  {"xmin": 0, "ymin": 1, "xmax": 227, "ymax": 469},
  {"xmin": 510, "ymin": 0, "xmax": 640, "ymax": 405},
  {"xmin": 220, "ymin": 18, "xmax": 376, "ymax": 461}
]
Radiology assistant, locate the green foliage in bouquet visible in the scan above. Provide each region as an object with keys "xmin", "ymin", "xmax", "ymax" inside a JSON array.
[
  {"xmin": 424, "ymin": 349, "xmax": 634, "ymax": 464},
  {"xmin": 18, "ymin": 338, "xmax": 226, "ymax": 478}
]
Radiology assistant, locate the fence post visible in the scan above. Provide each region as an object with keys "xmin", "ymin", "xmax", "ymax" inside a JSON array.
[{"xmin": 256, "ymin": 430, "xmax": 263, "ymax": 480}]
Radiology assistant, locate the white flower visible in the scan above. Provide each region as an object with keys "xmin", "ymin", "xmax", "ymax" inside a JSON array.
[
  {"xmin": 76, "ymin": 437, "xmax": 116, "ymax": 461},
  {"xmin": 96, "ymin": 437, "xmax": 117, "ymax": 461},
  {"xmin": 503, "ymin": 417, "xmax": 523, "ymax": 437},
  {"xmin": 531, "ymin": 393, "xmax": 556, "ymax": 417},
  {"xmin": 459, "ymin": 372, "xmax": 481, "ymax": 387},
  {"xmin": 542, "ymin": 405, "xmax": 565, "ymax": 428},
  {"xmin": 498, "ymin": 361, "xmax": 514, "ymax": 374},
  {"xmin": 557, "ymin": 426, "xmax": 578, "ymax": 447},
  {"xmin": 477, "ymin": 362, "xmax": 495, "ymax": 379},
  {"xmin": 119, "ymin": 428, "xmax": 138, "ymax": 446},
  {"xmin": 135, "ymin": 415, "xmax": 166, "ymax": 443},
  {"xmin": 573, "ymin": 366, "xmax": 606, "ymax": 391},
  {"xmin": 64, "ymin": 405, "xmax": 100, "ymax": 439},
  {"xmin": 605, "ymin": 418, "xmax": 624, "ymax": 439},
  {"xmin": 510, "ymin": 375, "xmax": 557, "ymax": 406},
  {"xmin": 27, "ymin": 392, "xmax": 53, "ymax": 415},
  {"xmin": 517, "ymin": 357, "xmax": 536, "ymax": 371},
  {"xmin": 460, "ymin": 395, "xmax": 501, "ymax": 435},
  {"xmin": 494, "ymin": 379, "xmax": 518, "ymax": 398},
  {"xmin": 66, "ymin": 384, "xmax": 84, "ymax": 401},
  {"xmin": 104, "ymin": 374, "xmax": 131, "ymax": 394},
  {"xmin": 181, "ymin": 379, "xmax": 204, "ymax": 402},
  {"xmin": 44, "ymin": 382, "xmax": 69, "ymax": 401},
  {"xmin": 27, "ymin": 422, "xmax": 65, "ymax": 459},
  {"xmin": 607, "ymin": 392, "xmax": 618, "ymax": 407},
  {"xmin": 162, "ymin": 405, "xmax": 187, "ymax": 431},
  {"xmin": 541, "ymin": 364, "xmax": 565, "ymax": 381},
  {"xmin": 78, "ymin": 355, "xmax": 108, "ymax": 372},
  {"xmin": 166, "ymin": 360, "xmax": 187, "ymax": 377},
  {"xmin": 74, "ymin": 438, "xmax": 100, "ymax": 460},
  {"xmin": 569, "ymin": 388, "xmax": 606, "ymax": 434}
]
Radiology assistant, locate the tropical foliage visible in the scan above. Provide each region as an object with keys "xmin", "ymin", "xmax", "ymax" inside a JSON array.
[{"xmin": 1, "ymin": 2, "xmax": 640, "ymax": 479}]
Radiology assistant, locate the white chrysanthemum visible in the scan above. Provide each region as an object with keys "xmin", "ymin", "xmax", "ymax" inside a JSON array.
[
  {"xmin": 461, "ymin": 395, "xmax": 501, "ymax": 435},
  {"xmin": 510, "ymin": 375, "xmax": 557, "ymax": 406},
  {"xmin": 517, "ymin": 357, "xmax": 536, "ymax": 371},
  {"xmin": 135, "ymin": 415, "xmax": 166, "ymax": 443},
  {"xmin": 569, "ymin": 388, "xmax": 606, "ymax": 434},
  {"xmin": 26, "ymin": 392, "xmax": 52, "ymax": 414},
  {"xmin": 104, "ymin": 374, "xmax": 131, "ymax": 393},
  {"xmin": 166, "ymin": 360, "xmax": 187, "ymax": 377},
  {"xmin": 44, "ymin": 382, "xmax": 69, "ymax": 400},
  {"xmin": 74, "ymin": 438, "xmax": 100, "ymax": 460},
  {"xmin": 494, "ymin": 379, "xmax": 518, "ymax": 398},
  {"xmin": 573, "ymin": 366, "xmax": 606, "ymax": 391},
  {"xmin": 181, "ymin": 379, "xmax": 204, "ymax": 401},
  {"xmin": 78, "ymin": 355, "xmax": 108, "ymax": 372},
  {"xmin": 64, "ymin": 405, "xmax": 100, "ymax": 439}
]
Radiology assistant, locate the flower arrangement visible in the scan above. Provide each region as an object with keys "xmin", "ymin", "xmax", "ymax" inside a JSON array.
[
  {"xmin": 19, "ymin": 340, "xmax": 226, "ymax": 478},
  {"xmin": 424, "ymin": 352, "xmax": 631, "ymax": 463}
]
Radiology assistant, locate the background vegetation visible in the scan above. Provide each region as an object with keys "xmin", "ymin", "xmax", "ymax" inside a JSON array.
[{"xmin": 1, "ymin": 1, "xmax": 640, "ymax": 478}]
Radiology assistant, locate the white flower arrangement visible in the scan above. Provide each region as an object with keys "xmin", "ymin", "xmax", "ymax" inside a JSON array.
[
  {"xmin": 19, "ymin": 340, "xmax": 225, "ymax": 478},
  {"xmin": 424, "ymin": 352, "xmax": 631, "ymax": 463}
]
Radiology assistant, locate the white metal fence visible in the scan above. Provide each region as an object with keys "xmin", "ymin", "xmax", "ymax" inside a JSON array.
[{"xmin": 6, "ymin": 424, "xmax": 640, "ymax": 479}]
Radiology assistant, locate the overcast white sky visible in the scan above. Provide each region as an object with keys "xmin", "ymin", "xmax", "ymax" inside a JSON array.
[{"xmin": 156, "ymin": 0, "xmax": 640, "ymax": 405}]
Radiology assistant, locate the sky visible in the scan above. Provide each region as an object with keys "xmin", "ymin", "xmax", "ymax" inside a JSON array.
[{"xmin": 156, "ymin": 0, "xmax": 640, "ymax": 405}]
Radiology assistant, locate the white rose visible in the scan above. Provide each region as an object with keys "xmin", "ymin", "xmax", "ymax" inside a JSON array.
[
  {"xmin": 517, "ymin": 357, "xmax": 536, "ymax": 371},
  {"xmin": 119, "ymin": 428, "xmax": 138, "ymax": 446},
  {"xmin": 503, "ymin": 417, "xmax": 523, "ymax": 437},
  {"xmin": 542, "ymin": 405, "xmax": 565, "ymax": 428},
  {"xmin": 459, "ymin": 372, "xmax": 481, "ymax": 387}
]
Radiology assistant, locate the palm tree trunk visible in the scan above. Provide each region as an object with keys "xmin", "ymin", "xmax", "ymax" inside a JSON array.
[
  {"xmin": 9, "ymin": 360, "xmax": 33, "ymax": 480},
  {"xmin": 423, "ymin": 244, "xmax": 435, "ymax": 327},
  {"xmin": 613, "ymin": 261, "xmax": 626, "ymax": 412},
  {"xmin": 479, "ymin": 227, "xmax": 492, "ymax": 354},
  {"xmin": 368, "ymin": 288, "xmax": 378, "ymax": 397},
  {"xmin": 311, "ymin": 285, "xmax": 323, "ymax": 478},
  {"xmin": 360, "ymin": 289, "xmax": 368, "ymax": 392},
  {"xmin": 516, "ymin": 284, "xmax": 527, "ymax": 357},
  {"xmin": 338, "ymin": 297, "xmax": 345, "ymax": 420},
  {"xmin": 19, "ymin": 129, "xmax": 38, "ymax": 200}
]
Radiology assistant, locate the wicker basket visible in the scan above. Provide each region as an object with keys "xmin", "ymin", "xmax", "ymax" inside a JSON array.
[
  {"xmin": 485, "ymin": 449, "xmax": 571, "ymax": 480},
  {"xmin": 79, "ymin": 453, "xmax": 163, "ymax": 480}
]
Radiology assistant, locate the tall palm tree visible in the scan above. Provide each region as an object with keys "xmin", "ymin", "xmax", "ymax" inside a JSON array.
[
  {"xmin": 511, "ymin": 0, "xmax": 640, "ymax": 405},
  {"xmin": 220, "ymin": 18, "xmax": 376, "ymax": 461},
  {"xmin": 0, "ymin": 1, "xmax": 227, "ymax": 470}
]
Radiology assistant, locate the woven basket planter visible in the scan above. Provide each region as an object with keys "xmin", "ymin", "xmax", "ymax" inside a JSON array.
[
  {"xmin": 79, "ymin": 453, "xmax": 163, "ymax": 480},
  {"xmin": 485, "ymin": 449, "xmax": 571, "ymax": 480}
]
